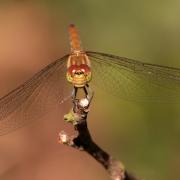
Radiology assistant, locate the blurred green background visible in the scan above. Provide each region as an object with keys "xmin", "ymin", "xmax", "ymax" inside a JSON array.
[{"xmin": 0, "ymin": 0, "xmax": 180, "ymax": 180}]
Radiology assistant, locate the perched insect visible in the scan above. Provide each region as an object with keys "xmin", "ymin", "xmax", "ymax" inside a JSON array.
[
  {"xmin": 1, "ymin": 24, "xmax": 180, "ymax": 135},
  {"xmin": 66, "ymin": 24, "xmax": 92, "ymax": 98}
]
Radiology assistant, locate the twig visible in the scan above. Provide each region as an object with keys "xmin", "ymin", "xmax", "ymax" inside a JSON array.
[
  {"xmin": 58, "ymin": 85, "xmax": 140, "ymax": 180},
  {"xmin": 58, "ymin": 108, "xmax": 139, "ymax": 180}
]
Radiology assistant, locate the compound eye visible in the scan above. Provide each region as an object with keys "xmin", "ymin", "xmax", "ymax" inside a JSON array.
[
  {"xmin": 67, "ymin": 65, "xmax": 78, "ymax": 75},
  {"xmin": 81, "ymin": 68, "xmax": 85, "ymax": 73},
  {"xmin": 80, "ymin": 64, "xmax": 90, "ymax": 73}
]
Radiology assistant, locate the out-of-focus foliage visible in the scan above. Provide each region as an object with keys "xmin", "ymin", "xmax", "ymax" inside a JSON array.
[{"xmin": 0, "ymin": 1, "xmax": 180, "ymax": 180}]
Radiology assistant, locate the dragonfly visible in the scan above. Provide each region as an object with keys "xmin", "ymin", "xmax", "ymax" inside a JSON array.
[{"xmin": 1, "ymin": 24, "xmax": 180, "ymax": 136}]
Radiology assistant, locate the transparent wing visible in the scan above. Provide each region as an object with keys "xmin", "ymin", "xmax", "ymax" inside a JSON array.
[
  {"xmin": 0, "ymin": 54, "xmax": 72, "ymax": 136},
  {"xmin": 87, "ymin": 51, "xmax": 180, "ymax": 102}
]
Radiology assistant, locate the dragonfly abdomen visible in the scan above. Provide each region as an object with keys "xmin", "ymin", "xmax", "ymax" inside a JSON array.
[{"xmin": 69, "ymin": 24, "xmax": 82, "ymax": 52}]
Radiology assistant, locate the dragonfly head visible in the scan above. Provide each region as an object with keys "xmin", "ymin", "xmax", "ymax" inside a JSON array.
[{"xmin": 66, "ymin": 64, "xmax": 92, "ymax": 87}]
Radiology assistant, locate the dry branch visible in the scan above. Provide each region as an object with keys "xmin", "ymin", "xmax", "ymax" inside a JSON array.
[{"xmin": 58, "ymin": 92, "xmax": 139, "ymax": 180}]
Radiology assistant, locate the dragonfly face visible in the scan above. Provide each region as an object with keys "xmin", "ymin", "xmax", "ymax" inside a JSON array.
[{"xmin": 66, "ymin": 53, "xmax": 92, "ymax": 87}]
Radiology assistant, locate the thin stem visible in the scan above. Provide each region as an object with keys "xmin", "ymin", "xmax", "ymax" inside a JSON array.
[{"xmin": 59, "ymin": 86, "xmax": 140, "ymax": 180}]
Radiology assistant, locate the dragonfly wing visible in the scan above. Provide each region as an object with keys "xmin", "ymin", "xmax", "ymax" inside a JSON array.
[
  {"xmin": 87, "ymin": 51, "xmax": 180, "ymax": 102},
  {"xmin": 0, "ymin": 55, "xmax": 72, "ymax": 136}
]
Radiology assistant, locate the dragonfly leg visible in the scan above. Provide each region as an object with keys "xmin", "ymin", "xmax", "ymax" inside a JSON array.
[
  {"xmin": 84, "ymin": 84, "xmax": 94, "ymax": 103},
  {"xmin": 83, "ymin": 86, "xmax": 88, "ymax": 96},
  {"xmin": 65, "ymin": 84, "xmax": 94, "ymax": 125},
  {"xmin": 72, "ymin": 86, "xmax": 78, "ymax": 100}
]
